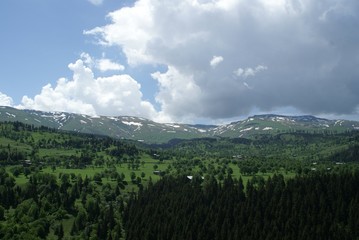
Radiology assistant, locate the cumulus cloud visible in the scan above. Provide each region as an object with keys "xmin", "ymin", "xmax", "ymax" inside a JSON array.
[
  {"xmin": 80, "ymin": 52, "xmax": 125, "ymax": 72},
  {"xmin": 84, "ymin": 0, "xmax": 155, "ymax": 65},
  {"xmin": 210, "ymin": 56, "xmax": 224, "ymax": 68},
  {"xmin": 0, "ymin": 92, "xmax": 13, "ymax": 106},
  {"xmin": 21, "ymin": 59, "xmax": 157, "ymax": 119},
  {"xmin": 86, "ymin": 0, "xmax": 359, "ymax": 121},
  {"xmin": 96, "ymin": 58, "xmax": 125, "ymax": 72},
  {"xmin": 151, "ymin": 66, "xmax": 202, "ymax": 122}
]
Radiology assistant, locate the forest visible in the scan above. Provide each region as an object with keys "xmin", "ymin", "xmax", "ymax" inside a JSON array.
[
  {"xmin": 0, "ymin": 121, "xmax": 358, "ymax": 239},
  {"xmin": 125, "ymin": 172, "xmax": 359, "ymax": 240}
]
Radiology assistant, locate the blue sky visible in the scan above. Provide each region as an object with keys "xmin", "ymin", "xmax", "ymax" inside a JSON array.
[
  {"xmin": 0, "ymin": 0, "xmax": 146, "ymax": 102},
  {"xmin": 1, "ymin": 0, "xmax": 359, "ymax": 123}
]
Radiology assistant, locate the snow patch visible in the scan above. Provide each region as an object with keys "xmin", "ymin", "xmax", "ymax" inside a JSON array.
[
  {"xmin": 165, "ymin": 124, "xmax": 181, "ymax": 128},
  {"xmin": 107, "ymin": 116, "xmax": 119, "ymax": 121},
  {"xmin": 274, "ymin": 117, "xmax": 285, "ymax": 121},
  {"xmin": 213, "ymin": 124, "xmax": 233, "ymax": 135},
  {"xmin": 335, "ymin": 120, "xmax": 343, "ymax": 126},
  {"xmin": 263, "ymin": 127, "xmax": 273, "ymax": 130},
  {"xmin": 240, "ymin": 127, "xmax": 253, "ymax": 132},
  {"xmin": 80, "ymin": 120, "xmax": 87, "ymax": 124},
  {"xmin": 122, "ymin": 121, "xmax": 143, "ymax": 127},
  {"xmin": 5, "ymin": 112, "xmax": 16, "ymax": 118}
]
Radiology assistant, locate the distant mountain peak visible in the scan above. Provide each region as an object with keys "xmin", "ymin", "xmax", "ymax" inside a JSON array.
[{"xmin": 0, "ymin": 106, "xmax": 358, "ymax": 143}]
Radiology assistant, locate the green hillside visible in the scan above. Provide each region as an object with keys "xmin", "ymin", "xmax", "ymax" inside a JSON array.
[
  {"xmin": 1, "ymin": 106, "xmax": 359, "ymax": 143},
  {"xmin": 0, "ymin": 120, "xmax": 358, "ymax": 239}
]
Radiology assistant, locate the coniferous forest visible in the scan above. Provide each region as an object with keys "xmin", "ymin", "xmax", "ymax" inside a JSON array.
[
  {"xmin": 125, "ymin": 172, "xmax": 359, "ymax": 240},
  {"xmin": 0, "ymin": 121, "xmax": 358, "ymax": 239}
]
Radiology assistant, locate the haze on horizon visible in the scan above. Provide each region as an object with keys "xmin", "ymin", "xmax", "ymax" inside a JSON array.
[{"xmin": 1, "ymin": 0, "xmax": 359, "ymax": 124}]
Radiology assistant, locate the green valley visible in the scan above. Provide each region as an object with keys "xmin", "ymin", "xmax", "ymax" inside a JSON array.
[{"xmin": 0, "ymin": 119, "xmax": 358, "ymax": 239}]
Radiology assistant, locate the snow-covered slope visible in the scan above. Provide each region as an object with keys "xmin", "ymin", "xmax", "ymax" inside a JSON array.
[
  {"xmin": 0, "ymin": 107, "xmax": 358, "ymax": 143},
  {"xmin": 211, "ymin": 114, "xmax": 359, "ymax": 138},
  {"xmin": 0, "ymin": 107, "xmax": 208, "ymax": 143}
]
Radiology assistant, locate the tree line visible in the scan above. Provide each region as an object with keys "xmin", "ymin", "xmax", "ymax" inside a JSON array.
[{"xmin": 124, "ymin": 171, "xmax": 359, "ymax": 240}]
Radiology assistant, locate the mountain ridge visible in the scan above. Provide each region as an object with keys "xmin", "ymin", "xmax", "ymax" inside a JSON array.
[{"xmin": 1, "ymin": 106, "xmax": 358, "ymax": 143}]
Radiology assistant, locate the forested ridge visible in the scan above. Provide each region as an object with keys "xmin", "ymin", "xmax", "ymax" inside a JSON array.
[
  {"xmin": 0, "ymin": 121, "xmax": 358, "ymax": 239},
  {"xmin": 125, "ymin": 172, "xmax": 359, "ymax": 240}
]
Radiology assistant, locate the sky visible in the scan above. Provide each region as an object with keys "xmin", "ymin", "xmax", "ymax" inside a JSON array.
[{"xmin": 1, "ymin": 0, "xmax": 359, "ymax": 124}]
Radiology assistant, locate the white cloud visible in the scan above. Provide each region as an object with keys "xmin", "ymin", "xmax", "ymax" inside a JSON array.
[
  {"xmin": 86, "ymin": 0, "xmax": 359, "ymax": 121},
  {"xmin": 234, "ymin": 65, "xmax": 268, "ymax": 78},
  {"xmin": 80, "ymin": 52, "xmax": 125, "ymax": 72},
  {"xmin": 151, "ymin": 66, "xmax": 202, "ymax": 122},
  {"xmin": 21, "ymin": 59, "xmax": 157, "ymax": 119},
  {"xmin": 243, "ymin": 82, "xmax": 252, "ymax": 90},
  {"xmin": 210, "ymin": 56, "xmax": 224, "ymax": 68},
  {"xmin": 84, "ymin": 0, "xmax": 155, "ymax": 65},
  {"xmin": 21, "ymin": 83, "xmax": 97, "ymax": 116},
  {"xmin": 80, "ymin": 52, "xmax": 94, "ymax": 66},
  {"xmin": 97, "ymin": 58, "xmax": 125, "ymax": 72},
  {"xmin": 0, "ymin": 92, "xmax": 13, "ymax": 106},
  {"xmin": 88, "ymin": 0, "xmax": 104, "ymax": 6}
]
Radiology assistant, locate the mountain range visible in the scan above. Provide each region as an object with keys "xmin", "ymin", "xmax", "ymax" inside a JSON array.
[{"xmin": 1, "ymin": 106, "xmax": 358, "ymax": 143}]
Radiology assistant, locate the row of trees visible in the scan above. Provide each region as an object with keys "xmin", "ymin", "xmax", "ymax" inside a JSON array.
[{"xmin": 124, "ymin": 171, "xmax": 359, "ymax": 240}]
